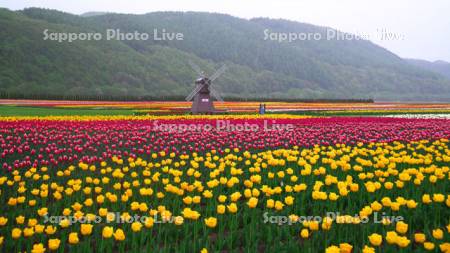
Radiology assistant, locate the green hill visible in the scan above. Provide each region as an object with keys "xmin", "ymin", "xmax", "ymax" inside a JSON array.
[
  {"xmin": 1, "ymin": 7, "xmax": 449, "ymax": 101},
  {"xmin": 406, "ymin": 59, "xmax": 450, "ymax": 80}
]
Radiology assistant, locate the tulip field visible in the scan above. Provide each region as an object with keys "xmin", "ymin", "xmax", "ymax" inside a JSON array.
[{"xmin": 0, "ymin": 102, "xmax": 449, "ymax": 252}]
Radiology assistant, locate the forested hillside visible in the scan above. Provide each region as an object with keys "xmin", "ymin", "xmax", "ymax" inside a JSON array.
[
  {"xmin": 406, "ymin": 59, "xmax": 450, "ymax": 80},
  {"xmin": 1, "ymin": 7, "xmax": 449, "ymax": 100}
]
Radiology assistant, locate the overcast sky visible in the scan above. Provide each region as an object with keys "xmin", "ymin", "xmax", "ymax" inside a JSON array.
[{"xmin": 2, "ymin": 0, "xmax": 450, "ymax": 62}]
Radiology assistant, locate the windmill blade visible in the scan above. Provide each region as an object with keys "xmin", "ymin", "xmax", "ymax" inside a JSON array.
[
  {"xmin": 185, "ymin": 84, "xmax": 204, "ymax": 101},
  {"xmin": 210, "ymin": 64, "xmax": 227, "ymax": 82},
  {"xmin": 188, "ymin": 60, "xmax": 204, "ymax": 77},
  {"xmin": 210, "ymin": 87, "xmax": 224, "ymax": 102},
  {"xmin": 185, "ymin": 83, "xmax": 205, "ymax": 101}
]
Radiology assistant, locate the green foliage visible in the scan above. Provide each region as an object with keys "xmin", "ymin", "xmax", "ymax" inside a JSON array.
[
  {"xmin": 406, "ymin": 59, "xmax": 450, "ymax": 79},
  {"xmin": 0, "ymin": 8, "xmax": 450, "ymax": 100},
  {"xmin": 0, "ymin": 105, "xmax": 135, "ymax": 116}
]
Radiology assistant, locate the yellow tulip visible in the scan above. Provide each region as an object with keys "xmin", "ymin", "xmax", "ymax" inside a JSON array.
[
  {"xmin": 174, "ymin": 216, "xmax": 184, "ymax": 226},
  {"xmin": 28, "ymin": 218, "xmax": 38, "ymax": 227},
  {"xmin": 183, "ymin": 196, "xmax": 193, "ymax": 205},
  {"xmin": 204, "ymin": 217, "xmax": 217, "ymax": 228},
  {"xmin": 80, "ymin": 224, "xmax": 93, "ymax": 235},
  {"xmin": 230, "ymin": 192, "xmax": 242, "ymax": 202},
  {"xmin": 31, "ymin": 243, "xmax": 46, "ymax": 253},
  {"xmin": 395, "ymin": 236, "xmax": 410, "ymax": 248},
  {"xmin": 72, "ymin": 202, "xmax": 83, "ymax": 211},
  {"xmin": 193, "ymin": 196, "xmax": 201, "ymax": 204},
  {"xmin": 362, "ymin": 245, "xmax": 375, "ymax": 253},
  {"xmin": 432, "ymin": 228, "xmax": 443, "ymax": 239},
  {"xmin": 218, "ymin": 195, "xmax": 227, "ymax": 203},
  {"xmin": 62, "ymin": 208, "xmax": 71, "ymax": 216},
  {"xmin": 300, "ymin": 228, "xmax": 309, "ymax": 238},
  {"xmin": 321, "ymin": 217, "xmax": 333, "ymax": 230},
  {"xmin": 182, "ymin": 208, "xmax": 201, "ymax": 220},
  {"xmin": 102, "ymin": 226, "xmax": 114, "ymax": 238},
  {"xmin": 339, "ymin": 243, "xmax": 353, "ymax": 253},
  {"xmin": 12, "ymin": 228, "xmax": 22, "ymax": 239},
  {"xmin": 59, "ymin": 218, "xmax": 70, "ymax": 228},
  {"xmin": 45, "ymin": 225, "xmax": 57, "ymax": 235},
  {"xmin": 68, "ymin": 232, "xmax": 79, "ymax": 244},
  {"xmin": 424, "ymin": 242, "xmax": 435, "ymax": 250},
  {"xmin": 386, "ymin": 231, "xmax": 398, "ymax": 244},
  {"xmin": 202, "ymin": 190, "xmax": 213, "ymax": 198},
  {"xmin": 274, "ymin": 201, "xmax": 284, "ymax": 211},
  {"xmin": 48, "ymin": 238, "xmax": 61, "ymax": 250},
  {"xmin": 16, "ymin": 215, "xmax": 25, "ymax": 224},
  {"xmin": 35, "ymin": 224, "xmax": 45, "ymax": 234},
  {"xmin": 227, "ymin": 203, "xmax": 238, "ymax": 213},
  {"xmin": 284, "ymin": 196, "xmax": 294, "ymax": 205},
  {"xmin": 131, "ymin": 222, "xmax": 143, "ymax": 232},
  {"xmin": 414, "ymin": 233, "xmax": 426, "ymax": 243},
  {"xmin": 328, "ymin": 192, "xmax": 339, "ymax": 201},
  {"xmin": 439, "ymin": 243, "xmax": 450, "ymax": 252},
  {"xmin": 217, "ymin": 205, "xmax": 226, "ymax": 214},
  {"xmin": 0, "ymin": 217, "xmax": 8, "ymax": 226},
  {"xmin": 406, "ymin": 200, "xmax": 417, "ymax": 208},
  {"xmin": 247, "ymin": 197, "xmax": 258, "ymax": 208},
  {"xmin": 37, "ymin": 207, "xmax": 48, "ymax": 217},
  {"xmin": 432, "ymin": 194, "xmax": 445, "ymax": 202},
  {"xmin": 325, "ymin": 245, "xmax": 340, "ymax": 253},
  {"xmin": 309, "ymin": 221, "xmax": 319, "ymax": 231},
  {"xmin": 422, "ymin": 194, "xmax": 432, "ymax": 204},
  {"xmin": 145, "ymin": 217, "xmax": 154, "ymax": 228},
  {"xmin": 368, "ymin": 233, "xmax": 382, "ymax": 246},
  {"xmin": 98, "ymin": 208, "xmax": 108, "ymax": 216},
  {"xmin": 395, "ymin": 221, "xmax": 408, "ymax": 234},
  {"xmin": 113, "ymin": 228, "xmax": 126, "ymax": 241}
]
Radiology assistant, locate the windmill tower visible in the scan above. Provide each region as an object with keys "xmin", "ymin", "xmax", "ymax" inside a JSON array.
[{"xmin": 185, "ymin": 61, "xmax": 227, "ymax": 114}]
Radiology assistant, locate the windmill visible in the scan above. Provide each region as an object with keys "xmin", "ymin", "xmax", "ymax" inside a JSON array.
[{"xmin": 185, "ymin": 60, "xmax": 227, "ymax": 114}]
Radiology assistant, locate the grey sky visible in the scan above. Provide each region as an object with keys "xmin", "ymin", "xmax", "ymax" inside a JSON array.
[{"xmin": 2, "ymin": 0, "xmax": 449, "ymax": 62}]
